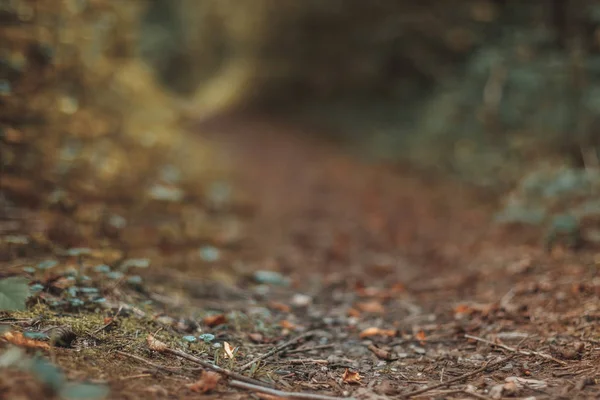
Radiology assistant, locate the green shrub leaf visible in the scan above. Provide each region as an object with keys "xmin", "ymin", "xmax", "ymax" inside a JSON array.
[{"xmin": 0, "ymin": 277, "xmax": 30, "ymax": 311}]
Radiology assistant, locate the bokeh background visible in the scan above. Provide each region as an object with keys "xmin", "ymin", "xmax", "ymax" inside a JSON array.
[{"xmin": 2, "ymin": 0, "xmax": 600, "ymax": 252}]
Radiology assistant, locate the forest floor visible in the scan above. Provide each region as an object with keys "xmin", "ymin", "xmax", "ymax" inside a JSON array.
[{"xmin": 1, "ymin": 114, "xmax": 599, "ymax": 399}]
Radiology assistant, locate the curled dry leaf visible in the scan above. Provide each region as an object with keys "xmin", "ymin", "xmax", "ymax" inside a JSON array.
[
  {"xmin": 257, "ymin": 394, "xmax": 287, "ymax": 400},
  {"xmin": 279, "ymin": 320, "xmax": 297, "ymax": 330},
  {"xmin": 187, "ymin": 371, "xmax": 221, "ymax": 393},
  {"xmin": 147, "ymin": 334, "xmax": 168, "ymax": 352},
  {"xmin": 2, "ymin": 331, "xmax": 50, "ymax": 350},
  {"xmin": 223, "ymin": 341, "xmax": 235, "ymax": 359},
  {"xmin": 347, "ymin": 308, "xmax": 361, "ymax": 318},
  {"xmin": 248, "ymin": 333, "xmax": 264, "ymax": 343},
  {"xmin": 359, "ymin": 327, "xmax": 396, "ymax": 339},
  {"xmin": 342, "ymin": 368, "xmax": 361, "ymax": 384},
  {"xmin": 367, "ymin": 344, "xmax": 396, "ymax": 361},
  {"xmin": 356, "ymin": 300, "xmax": 385, "ymax": 314},
  {"xmin": 268, "ymin": 301, "xmax": 291, "ymax": 313},
  {"xmin": 203, "ymin": 314, "xmax": 227, "ymax": 328}
]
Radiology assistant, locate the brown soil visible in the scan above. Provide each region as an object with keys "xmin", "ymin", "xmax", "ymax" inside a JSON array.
[{"xmin": 1, "ymin": 114, "xmax": 599, "ymax": 399}]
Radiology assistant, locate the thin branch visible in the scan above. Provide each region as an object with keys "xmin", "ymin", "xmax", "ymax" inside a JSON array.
[
  {"xmin": 239, "ymin": 330, "xmax": 318, "ymax": 371},
  {"xmin": 115, "ymin": 350, "xmax": 200, "ymax": 374},
  {"xmin": 283, "ymin": 344, "xmax": 334, "ymax": 355},
  {"xmin": 397, "ymin": 355, "xmax": 513, "ymax": 398},
  {"xmin": 229, "ymin": 379, "xmax": 355, "ymax": 400},
  {"xmin": 167, "ymin": 347, "xmax": 272, "ymax": 388},
  {"xmin": 465, "ymin": 334, "xmax": 567, "ymax": 366}
]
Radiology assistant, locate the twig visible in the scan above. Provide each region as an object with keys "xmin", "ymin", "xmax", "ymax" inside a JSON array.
[
  {"xmin": 239, "ymin": 330, "xmax": 318, "ymax": 371},
  {"xmin": 229, "ymin": 379, "xmax": 355, "ymax": 400},
  {"xmin": 115, "ymin": 350, "xmax": 200, "ymax": 374},
  {"xmin": 465, "ymin": 334, "xmax": 567, "ymax": 366},
  {"xmin": 283, "ymin": 344, "xmax": 334, "ymax": 355},
  {"xmin": 277, "ymin": 359, "xmax": 329, "ymax": 365},
  {"xmin": 92, "ymin": 305, "xmax": 123, "ymax": 335},
  {"xmin": 146, "ymin": 334, "xmax": 273, "ymax": 387},
  {"xmin": 117, "ymin": 373, "xmax": 152, "ymax": 381},
  {"xmin": 397, "ymin": 355, "xmax": 513, "ymax": 398},
  {"xmin": 167, "ymin": 347, "xmax": 272, "ymax": 387}
]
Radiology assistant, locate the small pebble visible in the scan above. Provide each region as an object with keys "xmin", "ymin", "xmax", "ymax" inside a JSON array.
[
  {"xmin": 94, "ymin": 264, "xmax": 111, "ymax": 273},
  {"xmin": 199, "ymin": 246, "xmax": 220, "ymax": 262},
  {"xmin": 291, "ymin": 293, "xmax": 312, "ymax": 307},
  {"xmin": 253, "ymin": 270, "xmax": 290, "ymax": 286},
  {"xmin": 122, "ymin": 258, "xmax": 150, "ymax": 269},
  {"xmin": 199, "ymin": 333, "xmax": 215, "ymax": 343},
  {"xmin": 37, "ymin": 260, "xmax": 58, "ymax": 270}
]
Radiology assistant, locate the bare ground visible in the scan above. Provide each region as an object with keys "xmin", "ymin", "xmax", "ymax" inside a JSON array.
[{"xmin": 1, "ymin": 114, "xmax": 599, "ymax": 399}]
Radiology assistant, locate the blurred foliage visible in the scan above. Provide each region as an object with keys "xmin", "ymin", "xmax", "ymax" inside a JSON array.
[
  {"xmin": 0, "ymin": 0, "xmax": 232, "ymax": 258},
  {"xmin": 140, "ymin": 0, "xmax": 600, "ymax": 190}
]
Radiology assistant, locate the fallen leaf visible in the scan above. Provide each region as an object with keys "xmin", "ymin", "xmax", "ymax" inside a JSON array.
[
  {"xmin": 356, "ymin": 300, "xmax": 385, "ymax": 314},
  {"xmin": 2, "ymin": 331, "xmax": 50, "ymax": 350},
  {"xmin": 367, "ymin": 344, "xmax": 396, "ymax": 361},
  {"xmin": 359, "ymin": 327, "xmax": 396, "ymax": 339},
  {"xmin": 268, "ymin": 301, "xmax": 291, "ymax": 313},
  {"xmin": 415, "ymin": 330, "xmax": 426, "ymax": 343},
  {"xmin": 257, "ymin": 394, "xmax": 287, "ymax": 400},
  {"xmin": 454, "ymin": 304, "xmax": 472, "ymax": 315},
  {"xmin": 187, "ymin": 371, "xmax": 221, "ymax": 393},
  {"xmin": 347, "ymin": 308, "xmax": 361, "ymax": 318},
  {"xmin": 203, "ymin": 314, "xmax": 227, "ymax": 328},
  {"xmin": 342, "ymin": 368, "xmax": 361, "ymax": 384},
  {"xmin": 224, "ymin": 341, "xmax": 235, "ymax": 359},
  {"xmin": 279, "ymin": 320, "xmax": 297, "ymax": 330},
  {"xmin": 248, "ymin": 333, "xmax": 264, "ymax": 343},
  {"xmin": 146, "ymin": 334, "xmax": 168, "ymax": 352}
]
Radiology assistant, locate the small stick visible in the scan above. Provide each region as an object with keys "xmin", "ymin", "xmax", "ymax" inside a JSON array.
[
  {"xmin": 117, "ymin": 373, "xmax": 153, "ymax": 381},
  {"xmin": 229, "ymin": 379, "xmax": 355, "ymax": 400},
  {"xmin": 115, "ymin": 350, "xmax": 199, "ymax": 374},
  {"xmin": 465, "ymin": 334, "xmax": 567, "ymax": 366},
  {"xmin": 239, "ymin": 330, "xmax": 318, "ymax": 371},
  {"xmin": 167, "ymin": 347, "xmax": 272, "ymax": 387},
  {"xmin": 277, "ymin": 359, "xmax": 329, "ymax": 365},
  {"xmin": 283, "ymin": 344, "xmax": 334, "ymax": 355},
  {"xmin": 398, "ymin": 355, "xmax": 513, "ymax": 398},
  {"xmin": 146, "ymin": 334, "xmax": 272, "ymax": 387},
  {"xmin": 92, "ymin": 306, "xmax": 123, "ymax": 335}
]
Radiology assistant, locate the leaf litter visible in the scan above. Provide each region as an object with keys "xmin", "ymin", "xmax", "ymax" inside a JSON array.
[{"xmin": 0, "ymin": 119, "xmax": 599, "ymax": 399}]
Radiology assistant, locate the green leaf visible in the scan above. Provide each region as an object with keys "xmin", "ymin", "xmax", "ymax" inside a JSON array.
[
  {"xmin": 0, "ymin": 277, "xmax": 30, "ymax": 311},
  {"xmin": 59, "ymin": 383, "xmax": 110, "ymax": 400},
  {"xmin": 30, "ymin": 356, "xmax": 66, "ymax": 392}
]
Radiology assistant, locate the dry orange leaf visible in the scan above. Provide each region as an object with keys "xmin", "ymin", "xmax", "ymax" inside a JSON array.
[
  {"xmin": 342, "ymin": 368, "xmax": 361, "ymax": 384},
  {"xmin": 257, "ymin": 394, "xmax": 287, "ymax": 400},
  {"xmin": 203, "ymin": 314, "xmax": 227, "ymax": 328},
  {"xmin": 279, "ymin": 320, "xmax": 297, "ymax": 330},
  {"xmin": 367, "ymin": 344, "xmax": 396, "ymax": 361},
  {"xmin": 347, "ymin": 308, "xmax": 361, "ymax": 318},
  {"xmin": 415, "ymin": 330, "xmax": 426, "ymax": 342},
  {"xmin": 248, "ymin": 333, "xmax": 264, "ymax": 343},
  {"xmin": 223, "ymin": 341, "xmax": 235, "ymax": 359},
  {"xmin": 356, "ymin": 300, "xmax": 385, "ymax": 314},
  {"xmin": 2, "ymin": 331, "xmax": 50, "ymax": 350},
  {"xmin": 359, "ymin": 327, "xmax": 396, "ymax": 339},
  {"xmin": 147, "ymin": 334, "xmax": 168, "ymax": 352},
  {"xmin": 454, "ymin": 304, "xmax": 472, "ymax": 315},
  {"xmin": 268, "ymin": 301, "xmax": 291, "ymax": 313},
  {"xmin": 186, "ymin": 371, "xmax": 221, "ymax": 393}
]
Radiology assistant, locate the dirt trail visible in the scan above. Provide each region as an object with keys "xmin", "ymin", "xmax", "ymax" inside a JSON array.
[
  {"xmin": 198, "ymin": 113, "xmax": 496, "ymax": 281},
  {"xmin": 2, "ymin": 114, "xmax": 597, "ymax": 399},
  {"xmin": 188, "ymin": 113, "xmax": 599, "ymax": 398}
]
